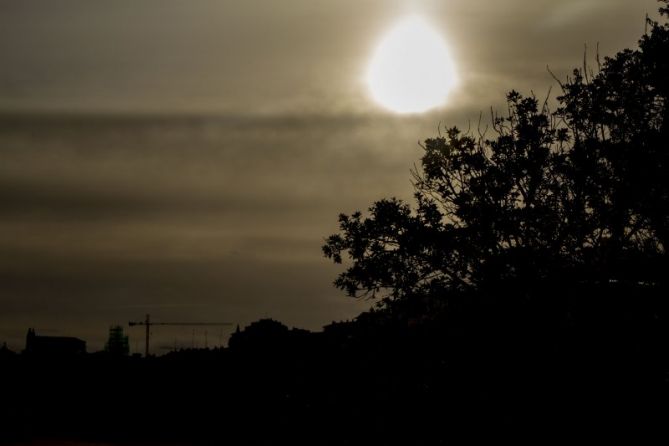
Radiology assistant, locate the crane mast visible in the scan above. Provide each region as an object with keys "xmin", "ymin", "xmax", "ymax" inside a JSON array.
[{"xmin": 128, "ymin": 314, "xmax": 232, "ymax": 357}]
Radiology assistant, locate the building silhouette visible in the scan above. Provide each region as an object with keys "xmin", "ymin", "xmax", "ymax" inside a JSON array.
[
  {"xmin": 104, "ymin": 325, "xmax": 130, "ymax": 357},
  {"xmin": 0, "ymin": 342, "xmax": 17, "ymax": 359},
  {"xmin": 25, "ymin": 328, "xmax": 86, "ymax": 356}
]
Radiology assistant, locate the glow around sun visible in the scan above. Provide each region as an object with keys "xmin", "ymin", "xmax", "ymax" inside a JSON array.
[{"xmin": 367, "ymin": 15, "xmax": 458, "ymax": 114}]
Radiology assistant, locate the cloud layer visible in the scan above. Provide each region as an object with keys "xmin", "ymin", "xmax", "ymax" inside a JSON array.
[{"xmin": 0, "ymin": 0, "xmax": 663, "ymax": 351}]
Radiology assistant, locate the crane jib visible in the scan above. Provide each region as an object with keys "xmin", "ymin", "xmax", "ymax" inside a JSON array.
[{"xmin": 128, "ymin": 314, "xmax": 233, "ymax": 357}]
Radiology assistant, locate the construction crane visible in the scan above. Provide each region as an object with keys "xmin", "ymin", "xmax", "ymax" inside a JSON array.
[{"xmin": 128, "ymin": 314, "xmax": 232, "ymax": 357}]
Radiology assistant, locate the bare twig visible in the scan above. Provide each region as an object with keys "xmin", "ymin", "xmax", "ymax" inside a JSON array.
[{"xmin": 547, "ymin": 65, "xmax": 565, "ymax": 90}]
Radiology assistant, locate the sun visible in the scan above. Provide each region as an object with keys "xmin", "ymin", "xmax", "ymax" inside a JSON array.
[{"xmin": 366, "ymin": 15, "xmax": 458, "ymax": 114}]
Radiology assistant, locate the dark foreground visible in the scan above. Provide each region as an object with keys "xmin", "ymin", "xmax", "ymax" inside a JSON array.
[{"xmin": 2, "ymin": 284, "xmax": 669, "ymax": 445}]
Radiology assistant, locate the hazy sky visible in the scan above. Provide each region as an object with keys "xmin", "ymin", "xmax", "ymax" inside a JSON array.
[{"xmin": 0, "ymin": 0, "xmax": 662, "ymax": 351}]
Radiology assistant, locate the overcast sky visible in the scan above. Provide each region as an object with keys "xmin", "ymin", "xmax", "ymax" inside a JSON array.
[{"xmin": 0, "ymin": 0, "xmax": 662, "ymax": 352}]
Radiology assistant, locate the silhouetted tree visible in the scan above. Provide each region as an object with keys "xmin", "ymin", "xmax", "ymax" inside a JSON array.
[
  {"xmin": 228, "ymin": 318, "xmax": 290, "ymax": 352},
  {"xmin": 324, "ymin": 2, "xmax": 669, "ymax": 317}
]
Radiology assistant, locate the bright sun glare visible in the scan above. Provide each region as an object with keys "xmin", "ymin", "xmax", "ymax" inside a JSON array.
[{"xmin": 367, "ymin": 15, "xmax": 457, "ymax": 114}]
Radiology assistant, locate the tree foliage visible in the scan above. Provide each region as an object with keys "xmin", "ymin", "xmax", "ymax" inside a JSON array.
[{"xmin": 324, "ymin": 2, "xmax": 669, "ymax": 314}]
